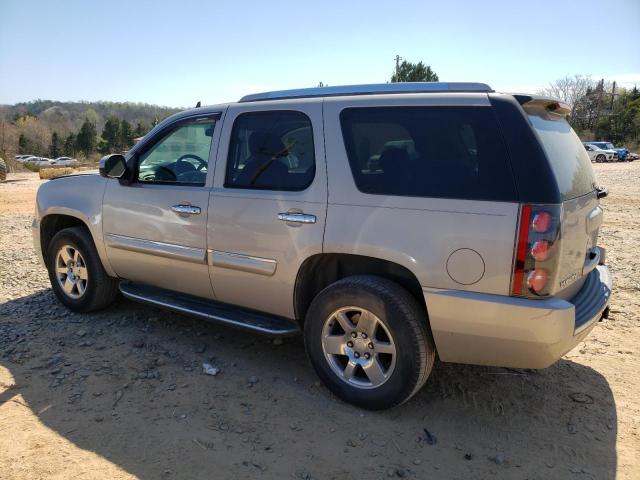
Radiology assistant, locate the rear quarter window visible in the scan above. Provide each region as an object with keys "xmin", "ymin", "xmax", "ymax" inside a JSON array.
[
  {"xmin": 340, "ymin": 106, "xmax": 517, "ymax": 201},
  {"xmin": 526, "ymin": 111, "xmax": 596, "ymax": 201}
]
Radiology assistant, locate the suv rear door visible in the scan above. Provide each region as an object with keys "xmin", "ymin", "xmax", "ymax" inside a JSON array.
[
  {"xmin": 525, "ymin": 106, "xmax": 602, "ymax": 298},
  {"xmin": 207, "ymin": 99, "xmax": 326, "ymax": 319}
]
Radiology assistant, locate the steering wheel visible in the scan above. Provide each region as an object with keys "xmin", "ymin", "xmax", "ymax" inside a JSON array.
[
  {"xmin": 145, "ymin": 165, "xmax": 177, "ymax": 182},
  {"xmin": 176, "ymin": 154, "xmax": 207, "ymax": 171}
]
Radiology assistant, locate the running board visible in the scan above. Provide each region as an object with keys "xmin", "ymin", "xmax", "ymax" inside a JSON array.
[{"xmin": 119, "ymin": 282, "xmax": 300, "ymax": 337}]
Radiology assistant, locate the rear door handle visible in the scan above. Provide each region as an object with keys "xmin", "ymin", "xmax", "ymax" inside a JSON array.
[
  {"xmin": 278, "ymin": 212, "xmax": 316, "ymax": 224},
  {"xmin": 171, "ymin": 204, "xmax": 201, "ymax": 215}
]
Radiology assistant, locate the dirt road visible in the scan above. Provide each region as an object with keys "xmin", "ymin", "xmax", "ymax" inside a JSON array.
[{"xmin": 1, "ymin": 166, "xmax": 638, "ymax": 479}]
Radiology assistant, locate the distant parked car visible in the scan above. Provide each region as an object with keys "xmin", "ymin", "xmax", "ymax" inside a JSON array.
[
  {"xmin": 583, "ymin": 144, "xmax": 617, "ymax": 162},
  {"xmin": 587, "ymin": 142, "xmax": 630, "ymax": 161},
  {"xmin": 15, "ymin": 154, "xmax": 32, "ymax": 161},
  {"xmin": 24, "ymin": 156, "xmax": 54, "ymax": 167},
  {"xmin": 52, "ymin": 156, "xmax": 79, "ymax": 167}
]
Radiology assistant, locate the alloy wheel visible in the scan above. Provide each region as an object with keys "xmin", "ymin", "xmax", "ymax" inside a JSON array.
[
  {"xmin": 55, "ymin": 244, "xmax": 88, "ymax": 299},
  {"xmin": 321, "ymin": 306, "xmax": 397, "ymax": 389}
]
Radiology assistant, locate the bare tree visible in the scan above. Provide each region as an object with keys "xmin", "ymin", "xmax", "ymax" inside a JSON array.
[{"xmin": 538, "ymin": 74, "xmax": 594, "ymax": 108}]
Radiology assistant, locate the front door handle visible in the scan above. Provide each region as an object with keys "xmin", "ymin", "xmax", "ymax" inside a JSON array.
[
  {"xmin": 278, "ymin": 212, "xmax": 316, "ymax": 224},
  {"xmin": 172, "ymin": 204, "xmax": 201, "ymax": 215}
]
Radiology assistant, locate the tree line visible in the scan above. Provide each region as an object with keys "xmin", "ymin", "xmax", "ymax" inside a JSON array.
[
  {"xmin": 539, "ymin": 75, "xmax": 640, "ymax": 146},
  {"xmin": 0, "ymin": 100, "xmax": 179, "ymax": 165},
  {"xmin": 18, "ymin": 117, "xmax": 153, "ymax": 159}
]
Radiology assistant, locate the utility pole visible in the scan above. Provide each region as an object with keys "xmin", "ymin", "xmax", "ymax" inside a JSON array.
[
  {"xmin": 394, "ymin": 55, "xmax": 402, "ymax": 81},
  {"xmin": 610, "ymin": 81, "xmax": 616, "ymax": 111},
  {"xmin": 593, "ymin": 78, "xmax": 605, "ymax": 133}
]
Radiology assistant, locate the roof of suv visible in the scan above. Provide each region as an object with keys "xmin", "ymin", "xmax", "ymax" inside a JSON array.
[{"xmin": 238, "ymin": 82, "xmax": 494, "ymax": 102}]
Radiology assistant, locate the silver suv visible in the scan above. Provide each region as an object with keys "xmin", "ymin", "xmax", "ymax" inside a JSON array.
[{"xmin": 33, "ymin": 83, "xmax": 612, "ymax": 409}]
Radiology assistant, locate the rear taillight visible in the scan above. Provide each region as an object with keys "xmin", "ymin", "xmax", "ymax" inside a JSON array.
[{"xmin": 511, "ymin": 204, "xmax": 562, "ymax": 297}]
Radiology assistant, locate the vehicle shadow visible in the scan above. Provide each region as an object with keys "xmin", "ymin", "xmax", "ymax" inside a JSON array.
[{"xmin": 0, "ymin": 290, "xmax": 617, "ymax": 480}]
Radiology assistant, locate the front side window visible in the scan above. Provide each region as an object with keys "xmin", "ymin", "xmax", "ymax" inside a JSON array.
[
  {"xmin": 225, "ymin": 110, "xmax": 315, "ymax": 191},
  {"xmin": 340, "ymin": 106, "xmax": 517, "ymax": 201},
  {"xmin": 137, "ymin": 120, "xmax": 215, "ymax": 185}
]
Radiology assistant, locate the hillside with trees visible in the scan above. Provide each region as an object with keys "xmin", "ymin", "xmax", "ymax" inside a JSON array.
[{"xmin": 0, "ymin": 100, "xmax": 180, "ymax": 168}]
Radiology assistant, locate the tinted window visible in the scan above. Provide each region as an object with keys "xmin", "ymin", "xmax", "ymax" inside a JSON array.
[
  {"xmin": 527, "ymin": 111, "xmax": 596, "ymax": 200},
  {"xmin": 340, "ymin": 107, "xmax": 517, "ymax": 201},
  {"xmin": 137, "ymin": 121, "xmax": 214, "ymax": 185},
  {"xmin": 225, "ymin": 110, "xmax": 315, "ymax": 191}
]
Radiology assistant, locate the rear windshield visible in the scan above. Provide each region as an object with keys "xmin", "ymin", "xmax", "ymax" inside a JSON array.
[
  {"xmin": 527, "ymin": 111, "xmax": 596, "ymax": 200},
  {"xmin": 340, "ymin": 106, "xmax": 517, "ymax": 201}
]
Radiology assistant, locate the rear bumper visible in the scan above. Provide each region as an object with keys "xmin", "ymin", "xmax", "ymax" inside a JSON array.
[{"xmin": 425, "ymin": 265, "xmax": 612, "ymax": 369}]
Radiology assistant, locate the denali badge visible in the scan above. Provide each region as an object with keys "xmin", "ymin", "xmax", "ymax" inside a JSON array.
[{"xmin": 559, "ymin": 271, "xmax": 579, "ymax": 288}]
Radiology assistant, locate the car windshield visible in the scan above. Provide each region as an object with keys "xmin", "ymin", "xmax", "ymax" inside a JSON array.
[{"xmin": 604, "ymin": 143, "xmax": 615, "ymax": 149}]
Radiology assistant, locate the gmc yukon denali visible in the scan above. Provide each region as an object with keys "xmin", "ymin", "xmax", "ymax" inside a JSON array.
[{"xmin": 33, "ymin": 83, "xmax": 612, "ymax": 409}]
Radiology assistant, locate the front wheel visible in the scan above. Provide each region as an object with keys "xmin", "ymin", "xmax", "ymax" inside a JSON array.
[
  {"xmin": 596, "ymin": 154, "xmax": 606, "ymax": 163},
  {"xmin": 304, "ymin": 275, "xmax": 435, "ymax": 410},
  {"xmin": 47, "ymin": 227, "xmax": 119, "ymax": 312}
]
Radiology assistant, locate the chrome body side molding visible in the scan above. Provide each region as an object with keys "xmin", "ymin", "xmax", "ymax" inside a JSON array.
[
  {"xmin": 208, "ymin": 250, "xmax": 277, "ymax": 276},
  {"xmin": 104, "ymin": 233, "xmax": 206, "ymax": 264}
]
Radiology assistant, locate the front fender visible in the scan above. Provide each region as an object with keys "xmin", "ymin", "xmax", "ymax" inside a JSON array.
[{"xmin": 35, "ymin": 174, "xmax": 116, "ymax": 277}]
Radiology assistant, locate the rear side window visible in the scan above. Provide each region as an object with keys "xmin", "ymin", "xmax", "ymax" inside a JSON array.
[
  {"xmin": 340, "ymin": 107, "xmax": 517, "ymax": 201},
  {"xmin": 526, "ymin": 111, "xmax": 596, "ymax": 200},
  {"xmin": 225, "ymin": 110, "xmax": 315, "ymax": 191}
]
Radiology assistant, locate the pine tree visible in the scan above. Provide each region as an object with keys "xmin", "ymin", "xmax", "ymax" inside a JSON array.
[
  {"xmin": 101, "ymin": 116, "xmax": 121, "ymax": 153},
  {"xmin": 76, "ymin": 119, "xmax": 97, "ymax": 158},
  {"xmin": 64, "ymin": 133, "xmax": 76, "ymax": 156},
  {"xmin": 18, "ymin": 134, "xmax": 29, "ymax": 154},
  {"xmin": 391, "ymin": 60, "xmax": 439, "ymax": 83},
  {"xmin": 120, "ymin": 119, "xmax": 134, "ymax": 149},
  {"xmin": 49, "ymin": 132, "xmax": 61, "ymax": 158},
  {"xmin": 134, "ymin": 122, "xmax": 149, "ymax": 137}
]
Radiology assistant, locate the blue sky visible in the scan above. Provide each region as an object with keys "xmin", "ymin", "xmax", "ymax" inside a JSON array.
[{"xmin": 1, "ymin": 0, "xmax": 638, "ymax": 108}]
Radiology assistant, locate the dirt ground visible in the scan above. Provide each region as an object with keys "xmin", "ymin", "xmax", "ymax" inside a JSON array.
[{"xmin": 0, "ymin": 165, "xmax": 638, "ymax": 480}]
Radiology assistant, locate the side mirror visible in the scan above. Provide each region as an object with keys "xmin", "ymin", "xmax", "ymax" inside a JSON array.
[{"xmin": 99, "ymin": 154, "xmax": 127, "ymax": 179}]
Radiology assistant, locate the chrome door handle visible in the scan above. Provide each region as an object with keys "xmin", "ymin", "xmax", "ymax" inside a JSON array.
[
  {"xmin": 171, "ymin": 204, "xmax": 201, "ymax": 215},
  {"xmin": 278, "ymin": 212, "xmax": 316, "ymax": 224}
]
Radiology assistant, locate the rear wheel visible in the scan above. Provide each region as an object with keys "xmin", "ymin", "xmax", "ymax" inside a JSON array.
[
  {"xmin": 596, "ymin": 154, "xmax": 606, "ymax": 163},
  {"xmin": 47, "ymin": 227, "xmax": 119, "ymax": 312},
  {"xmin": 304, "ymin": 275, "xmax": 435, "ymax": 410}
]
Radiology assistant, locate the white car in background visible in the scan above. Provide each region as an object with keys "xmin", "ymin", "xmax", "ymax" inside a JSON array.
[
  {"xmin": 52, "ymin": 156, "xmax": 79, "ymax": 167},
  {"xmin": 583, "ymin": 143, "xmax": 617, "ymax": 163},
  {"xmin": 24, "ymin": 156, "xmax": 54, "ymax": 167}
]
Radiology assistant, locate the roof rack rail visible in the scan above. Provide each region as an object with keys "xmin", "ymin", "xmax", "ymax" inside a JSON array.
[{"xmin": 239, "ymin": 82, "xmax": 493, "ymax": 102}]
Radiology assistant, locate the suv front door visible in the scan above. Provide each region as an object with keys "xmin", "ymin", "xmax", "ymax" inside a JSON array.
[
  {"xmin": 208, "ymin": 101, "xmax": 326, "ymax": 319},
  {"xmin": 102, "ymin": 112, "xmax": 223, "ymax": 299}
]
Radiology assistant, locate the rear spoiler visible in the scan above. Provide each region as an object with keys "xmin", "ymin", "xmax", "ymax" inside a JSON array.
[{"xmin": 513, "ymin": 95, "xmax": 572, "ymax": 116}]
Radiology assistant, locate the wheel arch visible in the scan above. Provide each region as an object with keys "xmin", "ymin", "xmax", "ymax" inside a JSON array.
[
  {"xmin": 39, "ymin": 211, "xmax": 116, "ymax": 277},
  {"xmin": 294, "ymin": 253, "xmax": 428, "ymax": 327}
]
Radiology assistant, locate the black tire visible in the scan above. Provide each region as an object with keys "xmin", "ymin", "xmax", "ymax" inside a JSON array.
[
  {"xmin": 304, "ymin": 275, "xmax": 435, "ymax": 410},
  {"xmin": 47, "ymin": 226, "xmax": 119, "ymax": 312},
  {"xmin": 596, "ymin": 154, "xmax": 605, "ymax": 163},
  {"xmin": 0, "ymin": 157, "xmax": 6, "ymax": 182}
]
